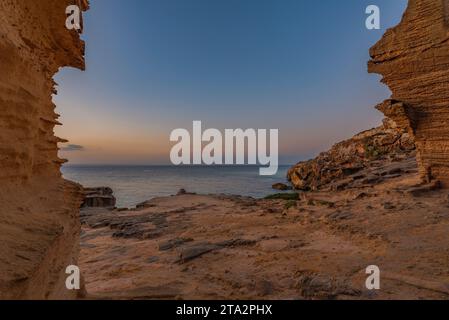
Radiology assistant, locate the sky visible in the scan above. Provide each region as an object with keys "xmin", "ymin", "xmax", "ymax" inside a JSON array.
[{"xmin": 55, "ymin": 0, "xmax": 408, "ymax": 165}]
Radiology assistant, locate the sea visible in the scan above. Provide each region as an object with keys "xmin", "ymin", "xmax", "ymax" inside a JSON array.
[{"xmin": 62, "ymin": 165, "xmax": 292, "ymax": 208}]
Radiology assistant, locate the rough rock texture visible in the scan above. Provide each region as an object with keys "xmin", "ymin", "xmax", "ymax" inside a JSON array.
[
  {"xmin": 80, "ymin": 181, "xmax": 449, "ymax": 300},
  {"xmin": 287, "ymin": 119, "xmax": 415, "ymax": 191},
  {"xmin": 83, "ymin": 187, "xmax": 117, "ymax": 209},
  {"xmin": 368, "ymin": 0, "xmax": 449, "ymax": 187},
  {"xmin": 0, "ymin": 0, "xmax": 88, "ymax": 299}
]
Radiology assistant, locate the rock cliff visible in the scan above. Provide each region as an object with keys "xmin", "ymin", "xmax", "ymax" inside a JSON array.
[
  {"xmin": 0, "ymin": 0, "xmax": 88, "ymax": 299},
  {"xmin": 287, "ymin": 119, "xmax": 415, "ymax": 191},
  {"xmin": 368, "ymin": 0, "xmax": 449, "ymax": 186},
  {"xmin": 289, "ymin": 0, "xmax": 449, "ymax": 191}
]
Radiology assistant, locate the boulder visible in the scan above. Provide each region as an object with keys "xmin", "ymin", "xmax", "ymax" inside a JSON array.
[{"xmin": 83, "ymin": 187, "xmax": 116, "ymax": 208}]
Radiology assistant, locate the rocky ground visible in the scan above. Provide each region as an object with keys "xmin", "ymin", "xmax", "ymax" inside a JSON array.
[
  {"xmin": 79, "ymin": 155, "xmax": 449, "ymax": 300},
  {"xmin": 287, "ymin": 118, "xmax": 415, "ymax": 191}
]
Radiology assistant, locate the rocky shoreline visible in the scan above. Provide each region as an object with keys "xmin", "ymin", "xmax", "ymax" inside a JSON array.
[
  {"xmin": 76, "ymin": 112, "xmax": 449, "ymax": 300},
  {"xmin": 287, "ymin": 118, "xmax": 415, "ymax": 191},
  {"xmin": 79, "ymin": 149, "xmax": 449, "ymax": 299},
  {"xmin": 3, "ymin": 0, "xmax": 449, "ymax": 300}
]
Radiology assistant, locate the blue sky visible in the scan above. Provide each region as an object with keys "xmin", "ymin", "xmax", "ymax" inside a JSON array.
[{"xmin": 55, "ymin": 0, "xmax": 408, "ymax": 165}]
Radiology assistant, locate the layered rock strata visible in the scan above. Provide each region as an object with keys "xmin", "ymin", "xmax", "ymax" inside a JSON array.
[
  {"xmin": 0, "ymin": 0, "xmax": 88, "ymax": 299},
  {"xmin": 287, "ymin": 119, "xmax": 415, "ymax": 191},
  {"xmin": 368, "ymin": 0, "xmax": 449, "ymax": 186},
  {"xmin": 83, "ymin": 187, "xmax": 117, "ymax": 209}
]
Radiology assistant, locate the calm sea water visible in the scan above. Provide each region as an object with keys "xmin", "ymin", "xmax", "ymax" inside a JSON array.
[{"xmin": 62, "ymin": 165, "xmax": 291, "ymax": 208}]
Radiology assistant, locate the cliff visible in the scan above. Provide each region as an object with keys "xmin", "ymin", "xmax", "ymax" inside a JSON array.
[
  {"xmin": 287, "ymin": 119, "xmax": 415, "ymax": 191},
  {"xmin": 368, "ymin": 0, "xmax": 449, "ymax": 186},
  {"xmin": 0, "ymin": 0, "xmax": 88, "ymax": 299}
]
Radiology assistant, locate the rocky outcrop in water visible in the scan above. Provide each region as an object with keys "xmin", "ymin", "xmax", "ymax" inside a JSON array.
[
  {"xmin": 0, "ymin": 0, "xmax": 88, "ymax": 299},
  {"xmin": 368, "ymin": 0, "xmax": 449, "ymax": 187},
  {"xmin": 287, "ymin": 119, "xmax": 415, "ymax": 191},
  {"xmin": 83, "ymin": 187, "xmax": 117, "ymax": 208}
]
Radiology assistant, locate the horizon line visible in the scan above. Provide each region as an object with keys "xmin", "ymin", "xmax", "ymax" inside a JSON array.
[{"xmin": 62, "ymin": 163, "xmax": 295, "ymax": 167}]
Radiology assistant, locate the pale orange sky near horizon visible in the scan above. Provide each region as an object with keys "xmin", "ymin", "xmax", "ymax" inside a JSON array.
[{"xmin": 55, "ymin": 94, "xmax": 385, "ymax": 165}]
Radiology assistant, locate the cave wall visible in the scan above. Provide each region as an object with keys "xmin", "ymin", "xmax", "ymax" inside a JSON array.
[
  {"xmin": 369, "ymin": 0, "xmax": 449, "ymax": 186},
  {"xmin": 0, "ymin": 0, "xmax": 88, "ymax": 299}
]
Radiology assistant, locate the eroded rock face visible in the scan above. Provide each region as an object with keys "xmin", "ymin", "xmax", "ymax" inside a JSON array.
[
  {"xmin": 368, "ymin": 0, "xmax": 449, "ymax": 186},
  {"xmin": 0, "ymin": 0, "xmax": 88, "ymax": 299},
  {"xmin": 287, "ymin": 119, "xmax": 415, "ymax": 191}
]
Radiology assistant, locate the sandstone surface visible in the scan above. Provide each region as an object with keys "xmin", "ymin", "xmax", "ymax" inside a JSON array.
[
  {"xmin": 368, "ymin": 0, "xmax": 449, "ymax": 187},
  {"xmin": 80, "ymin": 166, "xmax": 449, "ymax": 299},
  {"xmin": 0, "ymin": 0, "xmax": 88, "ymax": 299},
  {"xmin": 287, "ymin": 119, "xmax": 415, "ymax": 191}
]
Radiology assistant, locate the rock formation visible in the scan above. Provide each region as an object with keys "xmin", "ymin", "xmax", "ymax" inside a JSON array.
[
  {"xmin": 287, "ymin": 119, "xmax": 415, "ymax": 191},
  {"xmin": 368, "ymin": 0, "xmax": 449, "ymax": 186},
  {"xmin": 0, "ymin": 0, "xmax": 88, "ymax": 299},
  {"xmin": 289, "ymin": 0, "xmax": 449, "ymax": 191},
  {"xmin": 83, "ymin": 187, "xmax": 117, "ymax": 209}
]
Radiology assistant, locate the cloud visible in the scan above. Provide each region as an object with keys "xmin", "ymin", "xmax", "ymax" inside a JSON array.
[{"xmin": 60, "ymin": 144, "xmax": 85, "ymax": 152}]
